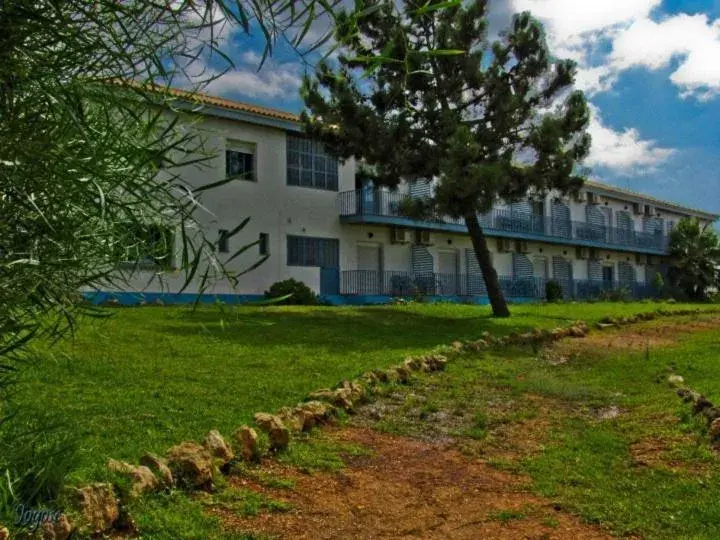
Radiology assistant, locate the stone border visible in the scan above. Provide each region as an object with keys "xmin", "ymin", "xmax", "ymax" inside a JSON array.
[
  {"xmin": 10, "ymin": 307, "xmax": 719, "ymax": 539},
  {"xmin": 671, "ymin": 379, "xmax": 720, "ymax": 450}
]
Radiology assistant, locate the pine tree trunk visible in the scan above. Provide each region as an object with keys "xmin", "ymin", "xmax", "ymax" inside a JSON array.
[{"xmin": 465, "ymin": 213, "xmax": 511, "ymax": 318}]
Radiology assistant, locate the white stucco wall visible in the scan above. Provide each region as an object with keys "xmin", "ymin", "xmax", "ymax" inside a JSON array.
[{"xmin": 100, "ymin": 108, "xmax": 714, "ymax": 299}]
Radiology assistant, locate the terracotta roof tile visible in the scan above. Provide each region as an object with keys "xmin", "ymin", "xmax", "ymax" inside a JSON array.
[{"xmin": 166, "ymin": 87, "xmax": 300, "ymax": 123}]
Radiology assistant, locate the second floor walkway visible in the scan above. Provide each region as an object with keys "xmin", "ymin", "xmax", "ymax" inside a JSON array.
[{"xmin": 338, "ymin": 189, "xmax": 669, "ymax": 255}]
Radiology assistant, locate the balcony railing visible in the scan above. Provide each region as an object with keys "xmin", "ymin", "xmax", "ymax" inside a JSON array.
[
  {"xmin": 338, "ymin": 189, "xmax": 668, "ymax": 253},
  {"xmin": 326, "ymin": 269, "xmax": 655, "ymax": 300}
]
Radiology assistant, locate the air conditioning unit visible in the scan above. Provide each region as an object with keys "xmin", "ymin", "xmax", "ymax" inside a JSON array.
[
  {"xmin": 644, "ymin": 204, "xmax": 654, "ymax": 217},
  {"xmin": 635, "ymin": 253, "xmax": 646, "ymax": 265},
  {"xmin": 587, "ymin": 192, "xmax": 598, "ymax": 205},
  {"xmin": 632, "ymin": 202, "xmax": 643, "ymax": 215},
  {"xmin": 576, "ymin": 246, "xmax": 589, "ymax": 260},
  {"xmin": 390, "ymin": 227, "xmax": 409, "ymax": 244},
  {"xmin": 497, "ymin": 238, "xmax": 515, "ymax": 253},
  {"xmin": 589, "ymin": 248, "xmax": 599, "ymax": 261},
  {"xmin": 414, "ymin": 229, "xmax": 432, "ymax": 246},
  {"xmin": 647, "ymin": 255, "xmax": 659, "ymax": 266},
  {"xmin": 515, "ymin": 240, "xmax": 529, "ymax": 254}
]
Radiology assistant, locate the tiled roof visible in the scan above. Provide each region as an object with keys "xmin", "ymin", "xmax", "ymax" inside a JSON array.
[
  {"xmin": 166, "ymin": 88, "xmax": 717, "ymax": 220},
  {"xmin": 166, "ymin": 87, "xmax": 300, "ymax": 123},
  {"xmin": 585, "ymin": 179, "xmax": 718, "ymax": 219}
]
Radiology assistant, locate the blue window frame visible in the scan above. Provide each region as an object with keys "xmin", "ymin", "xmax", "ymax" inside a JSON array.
[
  {"xmin": 287, "ymin": 235, "xmax": 339, "ymax": 267},
  {"xmin": 286, "ymin": 135, "xmax": 338, "ymax": 191}
]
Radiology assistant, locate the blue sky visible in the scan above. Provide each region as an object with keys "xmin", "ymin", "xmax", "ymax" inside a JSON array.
[{"xmin": 191, "ymin": 0, "xmax": 720, "ymax": 217}]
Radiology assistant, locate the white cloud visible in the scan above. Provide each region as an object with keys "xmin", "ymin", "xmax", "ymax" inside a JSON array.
[
  {"xmin": 585, "ymin": 105, "xmax": 675, "ymax": 172},
  {"xmin": 512, "ymin": 0, "xmax": 659, "ymax": 40},
  {"xmin": 510, "ymin": 0, "xmax": 720, "ymax": 100},
  {"xmin": 611, "ymin": 14, "xmax": 720, "ymax": 99},
  {"xmin": 574, "ymin": 65, "xmax": 617, "ymax": 95},
  {"xmin": 203, "ymin": 63, "xmax": 303, "ymax": 100}
]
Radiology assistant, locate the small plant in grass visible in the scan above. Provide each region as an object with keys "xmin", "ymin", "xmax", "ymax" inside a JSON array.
[
  {"xmin": 489, "ymin": 508, "xmax": 528, "ymax": 523},
  {"xmin": 599, "ymin": 287, "xmax": 630, "ymax": 302},
  {"xmin": 545, "ymin": 280, "xmax": 563, "ymax": 303},
  {"xmin": 264, "ymin": 279, "xmax": 318, "ymax": 305}
]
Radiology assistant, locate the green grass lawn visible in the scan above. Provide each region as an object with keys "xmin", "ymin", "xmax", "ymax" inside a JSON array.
[
  {"xmin": 2, "ymin": 301, "xmax": 719, "ymax": 538},
  {"xmin": 7, "ymin": 301, "xmax": 715, "ymax": 483},
  {"xmin": 358, "ymin": 312, "xmax": 720, "ymax": 539}
]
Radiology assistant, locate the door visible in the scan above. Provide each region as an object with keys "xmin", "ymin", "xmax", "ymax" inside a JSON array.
[
  {"xmin": 602, "ymin": 265, "xmax": 614, "ymax": 291},
  {"xmin": 361, "ymin": 180, "xmax": 375, "ymax": 215},
  {"xmin": 533, "ymin": 257, "xmax": 548, "ymax": 296},
  {"xmin": 531, "ymin": 200, "xmax": 545, "ymax": 233},
  {"xmin": 437, "ymin": 250, "xmax": 458, "ymax": 295},
  {"xmin": 357, "ymin": 243, "xmax": 382, "ymax": 294}
]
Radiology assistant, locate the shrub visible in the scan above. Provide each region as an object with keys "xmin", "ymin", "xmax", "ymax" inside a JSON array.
[
  {"xmin": 0, "ymin": 411, "xmax": 78, "ymax": 522},
  {"xmin": 599, "ymin": 287, "xmax": 630, "ymax": 302},
  {"xmin": 545, "ymin": 280, "xmax": 563, "ymax": 302},
  {"xmin": 264, "ymin": 279, "xmax": 318, "ymax": 305},
  {"xmin": 651, "ymin": 272, "xmax": 664, "ymax": 292}
]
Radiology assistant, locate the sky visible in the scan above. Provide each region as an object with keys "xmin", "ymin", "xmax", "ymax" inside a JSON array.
[{"xmin": 185, "ymin": 0, "xmax": 720, "ymax": 217}]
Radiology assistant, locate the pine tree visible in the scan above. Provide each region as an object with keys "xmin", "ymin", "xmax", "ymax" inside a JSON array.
[{"xmin": 301, "ymin": 0, "xmax": 591, "ymax": 317}]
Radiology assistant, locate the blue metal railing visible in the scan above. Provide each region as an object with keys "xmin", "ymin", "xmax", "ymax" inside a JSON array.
[
  {"xmin": 331, "ymin": 269, "xmax": 656, "ymax": 300},
  {"xmin": 338, "ymin": 189, "xmax": 668, "ymax": 253}
]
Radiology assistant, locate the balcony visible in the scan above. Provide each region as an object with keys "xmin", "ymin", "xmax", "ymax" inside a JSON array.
[
  {"xmin": 320, "ymin": 269, "xmax": 655, "ymax": 300},
  {"xmin": 338, "ymin": 189, "xmax": 668, "ymax": 255}
]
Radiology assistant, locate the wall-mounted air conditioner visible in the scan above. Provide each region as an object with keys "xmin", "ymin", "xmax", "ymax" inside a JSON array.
[
  {"xmin": 576, "ymin": 246, "xmax": 589, "ymax": 260},
  {"xmin": 632, "ymin": 202, "xmax": 643, "ymax": 215},
  {"xmin": 644, "ymin": 204, "xmax": 654, "ymax": 217},
  {"xmin": 635, "ymin": 253, "xmax": 646, "ymax": 265},
  {"xmin": 390, "ymin": 227, "xmax": 410, "ymax": 244},
  {"xmin": 589, "ymin": 248, "xmax": 599, "ymax": 261},
  {"xmin": 415, "ymin": 229, "xmax": 432, "ymax": 246},
  {"xmin": 497, "ymin": 238, "xmax": 515, "ymax": 253},
  {"xmin": 587, "ymin": 192, "xmax": 598, "ymax": 205},
  {"xmin": 647, "ymin": 255, "xmax": 659, "ymax": 266}
]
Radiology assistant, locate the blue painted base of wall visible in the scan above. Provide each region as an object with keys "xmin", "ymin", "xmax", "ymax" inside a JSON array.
[
  {"xmin": 319, "ymin": 295, "xmax": 540, "ymax": 306},
  {"xmin": 86, "ymin": 291, "xmax": 540, "ymax": 307},
  {"xmin": 84, "ymin": 291, "xmax": 264, "ymax": 306}
]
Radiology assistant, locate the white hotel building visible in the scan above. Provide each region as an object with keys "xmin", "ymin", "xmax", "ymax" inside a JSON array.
[{"xmin": 97, "ymin": 91, "xmax": 718, "ymax": 305}]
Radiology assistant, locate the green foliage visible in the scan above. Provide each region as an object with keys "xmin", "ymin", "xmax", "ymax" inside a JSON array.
[
  {"xmin": 545, "ymin": 280, "xmax": 563, "ymax": 302},
  {"xmin": 599, "ymin": 287, "xmax": 630, "ymax": 302},
  {"xmin": 668, "ymin": 218, "xmax": 720, "ymax": 300},
  {"xmin": 264, "ymin": 279, "xmax": 318, "ymax": 305},
  {"xmin": 0, "ymin": 411, "xmax": 78, "ymax": 521},
  {"xmin": 302, "ymin": 1, "xmax": 591, "ymax": 316},
  {"xmin": 651, "ymin": 272, "xmax": 665, "ymax": 293}
]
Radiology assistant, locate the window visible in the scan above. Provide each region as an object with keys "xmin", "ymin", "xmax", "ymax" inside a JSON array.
[
  {"xmin": 259, "ymin": 233, "xmax": 269, "ymax": 256},
  {"xmin": 287, "ymin": 134, "xmax": 339, "ymax": 191},
  {"xmin": 226, "ymin": 148, "xmax": 255, "ymax": 181},
  {"xmin": 121, "ymin": 224, "xmax": 174, "ymax": 269},
  {"xmin": 218, "ymin": 229, "xmax": 229, "ymax": 253},
  {"xmin": 287, "ymin": 235, "xmax": 339, "ymax": 267}
]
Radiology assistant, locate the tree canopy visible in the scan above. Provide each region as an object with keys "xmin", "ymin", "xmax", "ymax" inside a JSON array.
[
  {"xmin": 668, "ymin": 218, "xmax": 720, "ymax": 300},
  {"xmin": 301, "ymin": 0, "xmax": 591, "ymax": 316}
]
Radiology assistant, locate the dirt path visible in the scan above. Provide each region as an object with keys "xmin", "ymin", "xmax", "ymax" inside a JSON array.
[
  {"xmin": 219, "ymin": 315, "xmax": 720, "ymax": 539},
  {"xmin": 220, "ymin": 427, "xmax": 610, "ymax": 539}
]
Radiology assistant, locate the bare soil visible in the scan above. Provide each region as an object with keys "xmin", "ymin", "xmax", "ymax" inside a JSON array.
[
  {"xmin": 217, "ymin": 315, "xmax": 720, "ymax": 539},
  {"xmin": 219, "ymin": 428, "xmax": 610, "ymax": 539},
  {"xmin": 553, "ymin": 315, "xmax": 720, "ymax": 355}
]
